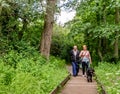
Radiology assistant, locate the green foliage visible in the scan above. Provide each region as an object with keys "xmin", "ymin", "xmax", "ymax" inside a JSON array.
[
  {"xmin": 51, "ymin": 25, "xmax": 84, "ymax": 62},
  {"xmin": 51, "ymin": 26, "xmax": 70, "ymax": 60},
  {"xmin": 67, "ymin": 0, "xmax": 120, "ymax": 62},
  {"xmin": 0, "ymin": 49, "xmax": 68, "ymax": 94},
  {"xmin": 0, "ymin": 0, "xmax": 44, "ymax": 54},
  {"xmin": 95, "ymin": 62, "xmax": 120, "ymax": 94},
  {"xmin": 22, "ymin": 20, "xmax": 44, "ymax": 47}
]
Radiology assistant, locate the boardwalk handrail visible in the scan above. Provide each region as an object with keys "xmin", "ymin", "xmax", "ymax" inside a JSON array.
[
  {"xmin": 95, "ymin": 76, "xmax": 107, "ymax": 94},
  {"xmin": 50, "ymin": 73, "xmax": 71, "ymax": 94}
]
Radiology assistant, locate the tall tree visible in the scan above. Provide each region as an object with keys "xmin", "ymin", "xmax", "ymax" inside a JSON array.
[
  {"xmin": 40, "ymin": 0, "xmax": 56, "ymax": 59},
  {"xmin": 68, "ymin": 0, "xmax": 120, "ymax": 62}
]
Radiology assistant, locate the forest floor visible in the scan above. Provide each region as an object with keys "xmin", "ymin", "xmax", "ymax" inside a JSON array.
[{"xmin": 59, "ymin": 66, "xmax": 98, "ymax": 94}]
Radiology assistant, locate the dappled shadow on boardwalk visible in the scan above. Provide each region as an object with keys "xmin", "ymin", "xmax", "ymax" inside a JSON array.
[{"xmin": 59, "ymin": 66, "xmax": 98, "ymax": 94}]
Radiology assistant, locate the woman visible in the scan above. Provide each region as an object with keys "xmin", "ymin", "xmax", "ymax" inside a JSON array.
[{"xmin": 79, "ymin": 45, "xmax": 92, "ymax": 77}]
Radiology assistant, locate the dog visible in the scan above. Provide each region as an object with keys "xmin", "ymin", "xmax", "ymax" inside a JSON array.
[{"xmin": 86, "ymin": 67, "xmax": 95, "ymax": 82}]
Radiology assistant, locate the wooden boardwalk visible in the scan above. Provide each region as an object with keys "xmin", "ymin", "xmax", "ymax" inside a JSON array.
[{"xmin": 59, "ymin": 66, "xmax": 98, "ymax": 94}]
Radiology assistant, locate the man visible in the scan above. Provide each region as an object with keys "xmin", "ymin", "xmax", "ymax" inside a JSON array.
[{"xmin": 70, "ymin": 46, "xmax": 80, "ymax": 76}]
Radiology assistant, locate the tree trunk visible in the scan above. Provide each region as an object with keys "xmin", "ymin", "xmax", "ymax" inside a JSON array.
[
  {"xmin": 96, "ymin": 2, "xmax": 103, "ymax": 61},
  {"xmin": 114, "ymin": 7, "xmax": 119, "ymax": 60},
  {"xmin": 98, "ymin": 39, "xmax": 103, "ymax": 61},
  {"xmin": 18, "ymin": 18, "xmax": 27, "ymax": 40},
  {"xmin": 114, "ymin": 31, "xmax": 119, "ymax": 59},
  {"xmin": 40, "ymin": 0, "xmax": 56, "ymax": 59},
  {"xmin": 101, "ymin": 1, "xmax": 107, "ymax": 59},
  {"xmin": 102, "ymin": 38, "xmax": 107, "ymax": 54}
]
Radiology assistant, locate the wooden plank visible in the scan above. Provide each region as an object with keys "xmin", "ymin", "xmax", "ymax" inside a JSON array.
[{"xmin": 50, "ymin": 73, "xmax": 71, "ymax": 94}]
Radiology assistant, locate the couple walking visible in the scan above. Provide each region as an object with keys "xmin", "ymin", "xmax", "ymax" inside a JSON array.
[{"xmin": 70, "ymin": 45, "xmax": 92, "ymax": 77}]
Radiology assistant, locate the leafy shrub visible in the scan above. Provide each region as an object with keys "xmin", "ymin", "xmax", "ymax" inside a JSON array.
[
  {"xmin": 95, "ymin": 62, "xmax": 120, "ymax": 94},
  {"xmin": 0, "ymin": 50, "xmax": 68, "ymax": 94}
]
